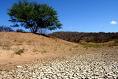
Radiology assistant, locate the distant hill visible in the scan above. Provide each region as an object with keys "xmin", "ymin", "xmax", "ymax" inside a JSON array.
[{"xmin": 49, "ymin": 32, "xmax": 118, "ymax": 43}]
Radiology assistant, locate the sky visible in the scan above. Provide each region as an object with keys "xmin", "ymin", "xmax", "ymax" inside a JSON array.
[{"xmin": 0, "ymin": 0, "xmax": 118, "ymax": 32}]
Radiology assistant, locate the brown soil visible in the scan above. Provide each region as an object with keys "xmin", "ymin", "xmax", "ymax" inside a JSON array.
[{"xmin": 0, "ymin": 32, "xmax": 82, "ymax": 70}]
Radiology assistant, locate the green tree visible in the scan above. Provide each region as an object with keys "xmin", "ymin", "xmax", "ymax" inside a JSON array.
[{"xmin": 8, "ymin": 0, "xmax": 62, "ymax": 33}]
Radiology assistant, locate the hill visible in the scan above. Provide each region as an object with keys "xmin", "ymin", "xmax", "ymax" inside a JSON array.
[
  {"xmin": 50, "ymin": 32, "xmax": 118, "ymax": 43},
  {"xmin": 0, "ymin": 32, "xmax": 81, "ymax": 69}
]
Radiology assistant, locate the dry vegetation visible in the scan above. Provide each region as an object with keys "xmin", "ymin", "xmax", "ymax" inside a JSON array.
[
  {"xmin": 0, "ymin": 32, "xmax": 80, "ymax": 67},
  {"xmin": 50, "ymin": 32, "xmax": 118, "ymax": 44}
]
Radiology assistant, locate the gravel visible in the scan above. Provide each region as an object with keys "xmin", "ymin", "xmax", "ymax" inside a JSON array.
[{"xmin": 0, "ymin": 52, "xmax": 118, "ymax": 79}]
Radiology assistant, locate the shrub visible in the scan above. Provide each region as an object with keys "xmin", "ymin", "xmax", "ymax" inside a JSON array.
[
  {"xmin": 16, "ymin": 29, "xmax": 26, "ymax": 32},
  {"xmin": 15, "ymin": 48, "xmax": 24, "ymax": 55},
  {"xmin": 0, "ymin": 26, "xmax": 14, "ymax": 32}
]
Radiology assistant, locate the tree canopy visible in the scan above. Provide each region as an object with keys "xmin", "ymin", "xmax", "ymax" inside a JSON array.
[{"xmin": 8, "ymin": 0, "xmax": 62, "ymax": 33}]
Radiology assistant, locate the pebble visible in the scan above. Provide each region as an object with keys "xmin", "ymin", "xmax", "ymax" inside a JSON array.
[{"xmin": 0, "ymin": 53, "xmax": 118, "ymax": 79}]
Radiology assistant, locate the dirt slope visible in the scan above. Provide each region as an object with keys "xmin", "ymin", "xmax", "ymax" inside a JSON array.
[{"xmin": 0, "ymin": 32, "xmax": 83, "ymax": 69}]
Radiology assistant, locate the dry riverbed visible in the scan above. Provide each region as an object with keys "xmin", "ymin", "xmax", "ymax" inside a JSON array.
[{"xmin": 0, "ymin": 47, "xmax": 118, "ymax": 79}]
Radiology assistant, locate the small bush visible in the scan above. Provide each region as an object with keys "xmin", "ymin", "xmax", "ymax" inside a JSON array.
[
  {"xmin": 16, "ymin": 29, "xmax": 26, "ymax": 32},
  {"xmin": 15, "ymin": 49, "xmax": 24, "ymax": 55},
  {"xmin": 0, "ymin": 26, "xmax": 14, "ymax": 32}
]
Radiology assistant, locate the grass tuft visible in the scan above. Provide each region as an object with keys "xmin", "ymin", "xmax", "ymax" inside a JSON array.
[{"xmin": 15, "ymin": 48, "xmax": 24, "ymax": 55}]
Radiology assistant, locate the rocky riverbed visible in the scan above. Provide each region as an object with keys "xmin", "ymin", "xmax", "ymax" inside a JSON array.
[{"xmin": 0, "ymin": 50, "xmax": 118, "ymax": 79}]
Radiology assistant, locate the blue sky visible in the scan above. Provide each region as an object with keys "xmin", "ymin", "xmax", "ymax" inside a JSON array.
[{"xmin": 0, "ymin": 0, "xmax": 118, "ymax": 32}]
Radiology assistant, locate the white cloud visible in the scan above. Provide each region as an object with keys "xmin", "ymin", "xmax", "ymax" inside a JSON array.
[{"xmin": 110, "ymin": 20, "xmax": 117, "ymax": 25}]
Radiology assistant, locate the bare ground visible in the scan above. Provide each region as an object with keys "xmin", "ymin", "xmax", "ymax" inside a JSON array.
[{"xmin": 0, "ymin": 32, "xmax": 82, "ymax": 69}]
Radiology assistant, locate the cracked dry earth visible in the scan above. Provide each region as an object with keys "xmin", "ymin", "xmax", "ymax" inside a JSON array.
[{"xmin": 0, "ymin": 48, "xmax": 118, "ymax": 79}]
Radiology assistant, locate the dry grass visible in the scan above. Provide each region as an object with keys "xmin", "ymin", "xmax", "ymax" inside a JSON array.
[
  {"xmin": 80, "ymin": 40, "xmax": 118, "ymax": 49},
  {"xmin": 0, "ymin": 32, "xmax": 78, "ymax": 69},
  {"xmin": 14, "ymin": 48, "xmax": 24, "ymax": 55}
]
